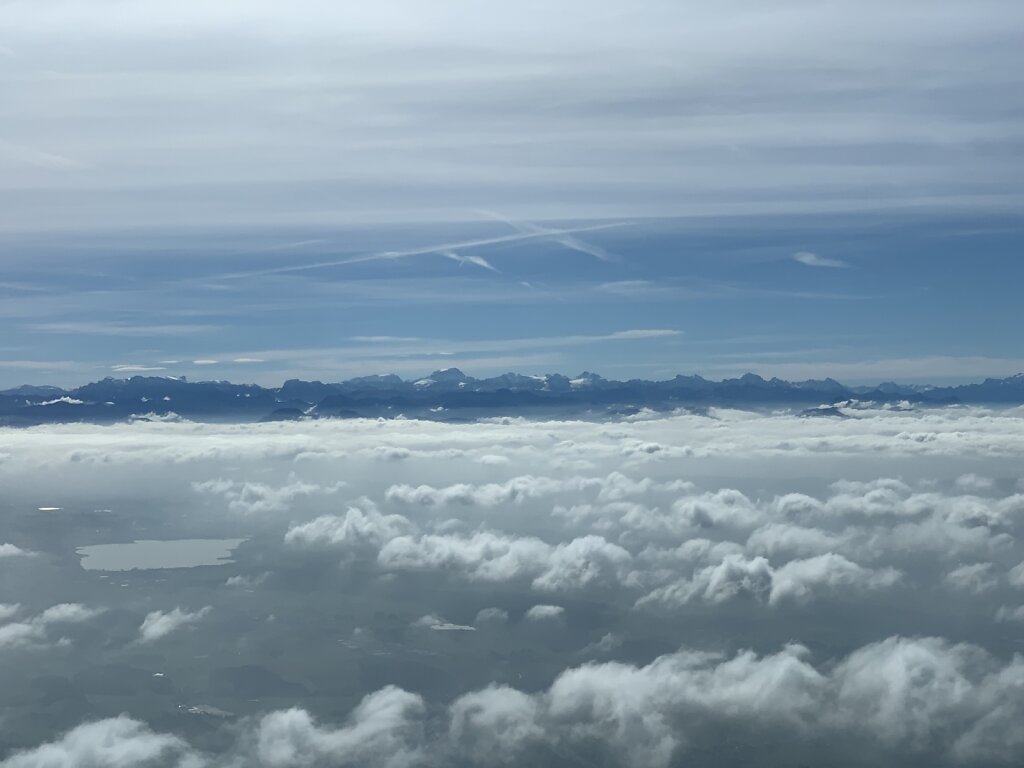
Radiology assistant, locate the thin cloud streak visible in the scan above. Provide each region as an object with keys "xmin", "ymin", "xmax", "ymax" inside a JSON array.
[
  {"xmin": 90, "ymin": 329, "xmax": 684, "ymax": 384},
  {"xmin": 178, "ymin": 329, "xmax": 685, "ymax": 367},
  {"xmin": 210, "ymin": 222, "xmax": 630, "ymax": 280},
  {"xmin": 792, "ymin": 251, "xmax": 850, "ymax": 269},
  {"xmin": 478, "ymin": 210, "xmax": 621, "ymax": 263},
  {"xmin": 440, "ymin": 250, "xmax": 500, "ymax": 273},
  {"xmin": 3, "ymin": 1, "xmax": 1023, "ymax": 231},
  {"xmin": 700, "ymin": 355, "xmax": 1024, "ymax": 383},
  {"xmin": 27, "ymin": 321, "xmax": 219, "ymax": 337}
]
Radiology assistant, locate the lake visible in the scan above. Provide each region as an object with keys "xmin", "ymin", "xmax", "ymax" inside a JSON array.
[{"xmin": 77, "ymin": 538, "xmax": 246, "ymax": 571}]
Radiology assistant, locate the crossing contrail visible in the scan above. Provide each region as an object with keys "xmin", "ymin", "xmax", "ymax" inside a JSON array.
[{"xmin": 212, "ymin": 218, "xmax": 630, "ymax": 279}]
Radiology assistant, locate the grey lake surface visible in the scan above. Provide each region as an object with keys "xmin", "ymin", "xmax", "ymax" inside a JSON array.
[{"xmin": 76, "ymin": 538, "xmax": 247, "ymax": 571}]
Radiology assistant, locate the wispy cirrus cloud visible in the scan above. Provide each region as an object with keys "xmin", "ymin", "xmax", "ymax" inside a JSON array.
[
  {"xmin": 243, "ymin": 329, "xmax": 683, "ymax": 359},
  {"xmin": 792, "ymin": 251, "xmax": 850, "ymax": 269},
  {"xmin": 0, "ymin": 138, "xmax": 89, "ymax": 171},
  {"xmin": 110, "ymin": 329, "xmax": 684, "ymax": 381},
  {"xmin": 27, "ymin": 321, "xmax": 218, "ymax": 337},
  {"xmin": 0, "ymin": 359, "xmax": 78, "ymax": 370},
  {"xmin": 111, "ymin": 364, "xmax": 167, "ymax": 372}
]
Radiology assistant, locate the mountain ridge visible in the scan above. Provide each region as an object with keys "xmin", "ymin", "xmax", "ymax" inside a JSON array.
[{"xmin": 1, "ymin": 369, "xmax": 1022, "ymax": 426}]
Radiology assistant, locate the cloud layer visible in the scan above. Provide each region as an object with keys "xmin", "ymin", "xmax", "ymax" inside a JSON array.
[
  {"xmin": 3, "ymin": 403, "xmax": 1024, "ymax": 764},
  {"xmin": 6, "ymin": 634, "xmax": 1024, "ymax": 766},
  {"xmin": 3, "ymin": 0, "xmax": 1022, "ymax": 231}
]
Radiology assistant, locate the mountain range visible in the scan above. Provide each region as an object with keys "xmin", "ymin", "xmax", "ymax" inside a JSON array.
[{"xmin": 1, "ymin": 369, "xmax": 1023, "ymax": 426}]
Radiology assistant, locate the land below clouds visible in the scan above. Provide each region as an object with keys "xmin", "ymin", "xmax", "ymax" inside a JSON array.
[{"xmin": 3, "ymin": 402, "xmax": 1024, "ymax": 766}]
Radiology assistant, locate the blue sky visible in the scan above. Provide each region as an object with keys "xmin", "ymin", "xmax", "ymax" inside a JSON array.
[{"xmin": 1, "ymin": 0, "xmax": 1022, "ymax": 387}]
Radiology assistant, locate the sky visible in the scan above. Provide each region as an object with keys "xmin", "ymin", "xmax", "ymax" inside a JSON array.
[
  {"xmin": 6, "ymin": 6, "xmax": 1024, "ymax": 763},
  {"xmin": 2, "ymin": 0, "xmax": 1023, "ymax": 386}
]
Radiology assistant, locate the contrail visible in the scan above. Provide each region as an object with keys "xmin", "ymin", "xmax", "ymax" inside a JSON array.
[
  {"xmin": 213, "ymin": 221, "xmax": 629, "ymax": 279},
  {"xmin": 477, "ymin": 210, "xmax": 623, "ymax": 263},
  {"xmin": 439, "ymin": 250, "xmax": 500, "ymax": 273}
]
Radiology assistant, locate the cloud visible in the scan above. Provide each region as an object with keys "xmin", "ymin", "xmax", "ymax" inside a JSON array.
[
  {"xmin": 111, "ymin": 364, "xmax": 167, "ymax": 373},
  {"xmin": 221, "ymin": 221, "xmax": 629, "ymax": 278},
  {"xmin": 770, "ymin": 553, "xmax": 901, "ymax": 604},
  {"xmin": 385, "ymin": 472, "xmax": 688, "ymax": 509},
  {"xmin": 1008, "ymin": 561, "xmax": 1024, "ymax": 589},
  {"xmin": 249, "ymin": 687, "xmax": 426, "ymax": 768},
  {"xmin": 37, "ymin": 604, "xmax": 101, "ymax": 623},
  {"xmin": 0, "ymin": 542, "xmax": 34, "ymax": 558},
  {"xmin": 0, "ymin": 688, "xmax": 428, "ymax": 768},
  {"xmin": 4, "ymin": 0, "xmax": 1022, "ymax": 235},
  {"xmin": 385, "ymin": 476, "xmax": 595, "ymax": 507},
  {"xmin": 138, "ymin": 606, "xmax": 211, "ymax": 643},
  {"xmin": 745, "ymin": 522, "xmax": 842, "ymax": 558},
  {"xmin": 284, "ymin": 504, "xmax": 412, "ymax": 553},
  {"xmin": 194, "ymin": 477, "xmax": 347, "ymax": 515},
  {"xmin": 440, "ymin": 250, "xmax": 499, "ymax": 273},
  {"xmin": 792, "ymin": 251, "xmax": 850, "ymax": 268},
  {"xmin": 944, "ymin": 563, "xmax": 998, "ymax": 594},
  {"xmin": 828, "ymin": 636, "xmax": 1001, "ymax": 753},
  {"xmin": 671, "ymin": 489, "xmax": 765, "ymax": 531},
  {"xmin": 5, "ymin": 373, "xmax": 1024, "ymax": 766},
  {"xmin": 540, "ymin": 643, "xmax": 822, "ymax": 766},
  {"xmin": 27, "ymin": 322, "xmax": 217, "ymax": 337},
  {"xmin": 531, "ymin": 536, "xmax": 632, "ymax": 592},
  {"xmin": 0, "ymin": 603, "xmax": 103, "ymax": 650},
  {"xmin": 377, "ymin": 530, "xmax": 631, "ymax": 593},
  {"xmin": 0, "ymin": 359, "xmax": 79, "ymax": 371},
  {"xmin": 412, "ymin": 615, "xmax": 475, "ymax": 631},
  {"xmin": 639, "ymin": 553, "xmax": 901, "ymax": 608},
  {"xmin": 449, "ymin": 686, "xmax": 543, "ymax": 762},
  {"xmin": 524, "ymin": 605, "xmax": 564, "ymax": 621},
  {"xmin": 579, "ymin": 632, "xmax": 623, "ymax": 656},
  {"xmin": 995, "ymin": 604, "xmax": 1024, "ymax": 623},
  {"xmin": 0, "ymin": 138, "xmax": 89, "ymax": 171},
  {"xmin": 639, "ymin": 554, "xmax": 773, "ymax": 607},
  {"xmin": 452, "ymin": 635, "xmax": 1024, "ymax": 766},
  {"xmin": 474, "ymin": 607, "xmax": 509, "ymax": 625},
  {"xmin": 9, "ymin": 634, "xmax": 1024, "ymax": 765},
  {"xmin": 349, "ymin": 336, "xmax": 426, "ymax": 343},
  {"xmin": 37, "ymin": 396, "xmax": 85, "ymax": 406},
  {"xmin": 224, "ymin": 572, "xmax": 268, "ymax": 589},
  {"xmin": 954, "ymin": 473, "xmax": 995, "ymax": 493},
  {"xmin": 113, "ymin": 328, "xmax": 689, "ymax": 380},
  {"xmin": 377, "ymin": 531, "xmax": 549, "ymax": 582},
  {"xmin": 607, "ymin": 329, "xmax": 681, "ymax": 340},
  {"xmin": 0, "ymin": 716, "xmax": 196, "ymax": 768}
]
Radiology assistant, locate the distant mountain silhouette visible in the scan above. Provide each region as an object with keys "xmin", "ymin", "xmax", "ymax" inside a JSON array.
[{"xmin": 1, "ymin": 368, "xmax": 1022, "ymax": 425}]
